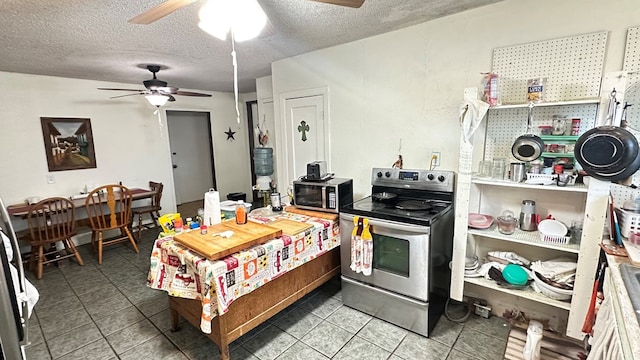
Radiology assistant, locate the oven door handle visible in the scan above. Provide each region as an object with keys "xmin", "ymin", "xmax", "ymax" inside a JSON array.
[{"xmin": 340, "ymin": 213, "xmax": 429, "ymax": 234}]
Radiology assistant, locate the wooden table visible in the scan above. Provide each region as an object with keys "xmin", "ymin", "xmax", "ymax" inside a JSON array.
[
  {"xmin": 6, "ymin": 188, "xmax": 155, "ymax": 218},
  {"xmin": 168, "ymin": 247, "xmax": 340, "ymax": 360}
]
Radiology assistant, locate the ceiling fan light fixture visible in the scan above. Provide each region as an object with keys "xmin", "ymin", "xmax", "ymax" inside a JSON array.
[
  {"xmin": 145, "ymin": 94, "xmax": 170, "ymax": 107},
  {"xmin": 198, "ymin": 0, "xmax": 266, "ymax": 42}
]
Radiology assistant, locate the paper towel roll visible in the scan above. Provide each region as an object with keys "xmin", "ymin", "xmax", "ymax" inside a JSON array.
[{"xmin": 203, "ymin": 188, "xmax": 221, "ymax": 226}]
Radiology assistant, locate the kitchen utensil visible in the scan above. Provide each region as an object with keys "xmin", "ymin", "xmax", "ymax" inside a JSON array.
[
  {"xmin": 497, "ymin": 211, "xmax": 518, "ymax": 235},
  {"xmin": 510, "ymin": 162, "xmax": 525, "ymax": 182},
  {"xmin": 556, "ymin": 173, "xmax": 574, "ymax": 187},
  {"xmin": 574, "ymin": 89, "xmax": 640, "ymax": 182},
  {"xmin": 512, "ymin": 102, "xmax": 545, "ymax": 162},
  {"xmin": 519, "ymin": 200, "xmax": 537, "ymax": 231},
  {"xmin": 502, "ymin": 264, "xmax": 529, "ymax": 286},
  {"xmin": 552, "ymin": 115, "xmax": 568, "ymax": 135}
]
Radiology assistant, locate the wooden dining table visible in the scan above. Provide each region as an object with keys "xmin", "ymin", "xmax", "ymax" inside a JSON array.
[{"xmin": 6, "ymin": 188, "xmax": 156, "ymax": 218}]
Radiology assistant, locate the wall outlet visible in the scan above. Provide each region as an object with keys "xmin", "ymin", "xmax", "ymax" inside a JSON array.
[
  {"xmin": 431, "ymin": 152, "xmax": 441, "ymax": 166},
  {"xmin": 46, "ymin": 174, "xmax": 55, "ymax": 184}
]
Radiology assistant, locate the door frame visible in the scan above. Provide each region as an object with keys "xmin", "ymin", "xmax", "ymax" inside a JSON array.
[
  {"xmin": 276, "ymin": 86, "xmax": 329, "ymax": 194},
  {"xmin": 162, "ymin": 108, "xmax": 217, "ymax": 208},
  {"xmin": 245, "ymin": 100, "xmax": 258, "ymax": 202}
]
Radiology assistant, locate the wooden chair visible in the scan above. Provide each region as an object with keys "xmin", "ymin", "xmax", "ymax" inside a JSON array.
[
  {"xmin": 85, "ymin": 184, "xmax": 139, "ymax": 264},
  {"xmin": 131, "ymin": 181, "xmax": 163, "ymax": 242},
  {"xmin": 26, "ymin": 197, "xmax": 84, "ymax": 279}
]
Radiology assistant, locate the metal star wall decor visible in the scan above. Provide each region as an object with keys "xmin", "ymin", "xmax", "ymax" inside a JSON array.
[{"xmin": 225, "ymin": 127, "xmax": 236, "ymax": 141}]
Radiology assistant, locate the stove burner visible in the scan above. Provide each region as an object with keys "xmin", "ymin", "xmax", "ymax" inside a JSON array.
[{"xmin": 395, "ymin": 200, "xmax": 432, "ymax": 211}]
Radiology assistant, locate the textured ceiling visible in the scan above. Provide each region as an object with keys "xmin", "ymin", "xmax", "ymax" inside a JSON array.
[{"xmin": 0, "ymin": 0, "xmax": 501, "ymax": 93}]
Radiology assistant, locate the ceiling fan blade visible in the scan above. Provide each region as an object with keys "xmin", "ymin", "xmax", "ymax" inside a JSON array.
[
  {"xmin": 174, "ymin": 90, "xmax": 212, "ymax": 97},
  {"xmin": 128, "ymin": 0, "xmax": 198, "ymax": 25},
  {"xmin": 158, "ymin": 86, "xmax": 179, "ymax": 94},
  {"xmin": 109, "ymin": 92, "xmax": 146, "ymax": 99},
  {"xmin": 308, "ymin": 0, "xmax": 365, "ymax": 8},
  {"xmin": 98, "ymin": 87, "xmax": 146, "ymax": 92}
]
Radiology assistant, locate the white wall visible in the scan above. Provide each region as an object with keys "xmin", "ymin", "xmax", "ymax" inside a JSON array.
[
  {"xmin": 271, "ymin": 0, "xmax": 640, "ymax": 198},
  {"xmin": 0, "ymin": 71, "xmax": 253, "ymax": 222}
]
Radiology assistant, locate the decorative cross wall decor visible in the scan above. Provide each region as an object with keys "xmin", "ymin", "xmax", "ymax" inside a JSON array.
[{"xmin": 297, "ymin": 120, "xmax": 310, "ymax": 142}]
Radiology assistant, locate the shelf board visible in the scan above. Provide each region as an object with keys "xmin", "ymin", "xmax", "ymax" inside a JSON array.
[
  {"xmin": 472, "ymin": 178, "xmax": 587, "ymax": 193},
  {"xmin": 489, "ymin": 99, "xmax": 600, "ymax": 109},
  {"xmin": 541, "ymin": 152, "xmax": 575, "ymax": 158},
  {"xmin": 468, "ymin": 227, "xmax": 580, "ymax": 253},
  {"xmin": 464, "ymin": 277, "xmax": 572, "ymax": 310},
  {"xmin": 539, "ymin": 135, "xmax": 579, "ymax": 141}
]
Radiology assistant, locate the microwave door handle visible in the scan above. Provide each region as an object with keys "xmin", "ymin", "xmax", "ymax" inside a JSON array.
[
  {"xmin": 322, "ymin": 187, "xmax": 327, "ymax": 208},
  {"xmin": 341, "ymin": 214, "xmax": 428, "ymax": 234}
]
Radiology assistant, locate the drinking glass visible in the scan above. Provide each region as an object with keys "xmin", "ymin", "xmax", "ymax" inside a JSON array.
[{"xmin": 492, "ymin": 158, "xmax": 506, "ymax": 180}]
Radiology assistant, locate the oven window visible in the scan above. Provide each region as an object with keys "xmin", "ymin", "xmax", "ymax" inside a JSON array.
[{"xmin": 373, "ymin": 234, "xmax": 409, "ymax": 277}]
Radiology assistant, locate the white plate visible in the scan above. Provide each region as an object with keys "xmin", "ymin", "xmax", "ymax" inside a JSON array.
[{"xmin": 464, "ymin": 272, "xmax": 483, "ymax": 278}]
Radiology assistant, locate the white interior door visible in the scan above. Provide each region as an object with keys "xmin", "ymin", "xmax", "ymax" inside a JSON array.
[
  {"xmin": 167, "ymin": 111, "xmax": 215, "ymax": 205},
  {"xmin": 284, "ymin": 95, "xmax": 326, "ymax": 182}
]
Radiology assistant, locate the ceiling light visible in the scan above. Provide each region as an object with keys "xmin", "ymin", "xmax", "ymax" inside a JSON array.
[
  {"xmin": 145, "ymin": 94, "xmax": 169, "ymax": 107},
  {"xmin": 198, "ymin": 0, "xmax": 267, "ymax": 42}
]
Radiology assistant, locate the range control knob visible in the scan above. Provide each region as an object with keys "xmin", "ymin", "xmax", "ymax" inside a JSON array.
[
  {"xmin": 427, "ymin": 174, "xmax": 435, "ymax": 181},
  {"xmin": 438, "ymin": 175, "xmax": 446, "ymax": 182},
  {"xmin": 377, "ymin": 171, "xmax": 383, "ymax": 178},
  {"xmin": 385, "ymin": 171, "xmax": 391, "ymax": 178}
]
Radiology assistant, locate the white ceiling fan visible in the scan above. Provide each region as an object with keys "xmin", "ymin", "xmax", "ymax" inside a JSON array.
[{"xmin": 128, "ymin": 0, "xmax": 365, "ymax": 25}]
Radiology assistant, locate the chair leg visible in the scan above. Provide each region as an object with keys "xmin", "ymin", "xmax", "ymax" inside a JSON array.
[
  {"xmin": 36, "ymin": 246, "xmax": 44, "ymax": 280},
  {"xmin": 98, "ymin": 232, "xmax": 103, "ymax": 265},
  {"xmin": 137, "ymin": 213, "xmax": 143, "ymax": 243},
  {"xmin": 66, "ymin": 239, "xmax": 84, "ymax": 266},
  {"xmin": 90, "ymin": 231, "xmax": 96, "ymax": 254},
  {"xmin": 124, "ymin": 227, "xmax": 140, "ymax": 254},
  {"xmin": 29, "ymin": 246, "xmax": 35, "ymax": 272}
]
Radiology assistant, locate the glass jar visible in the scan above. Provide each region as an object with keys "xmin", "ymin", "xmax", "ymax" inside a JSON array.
[{"xmin": 552, "ymin": 115, "xmax": 568, "ymax": 135}]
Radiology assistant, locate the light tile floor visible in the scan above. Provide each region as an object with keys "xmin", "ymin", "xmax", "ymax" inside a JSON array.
[{"xmin": 24, "ymin": 230, "xmax": 511, "ymax": 360}]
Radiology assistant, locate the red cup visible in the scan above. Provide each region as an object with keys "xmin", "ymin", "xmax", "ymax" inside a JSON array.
[{"xmin": 571, "ymin": 118, "xmax": 581, "ymax": 136}]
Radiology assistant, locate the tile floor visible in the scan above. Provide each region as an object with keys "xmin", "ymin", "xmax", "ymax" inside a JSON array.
[{"xmin": 23, "ymin": 230, "xmax": 511, "ymax": 360}]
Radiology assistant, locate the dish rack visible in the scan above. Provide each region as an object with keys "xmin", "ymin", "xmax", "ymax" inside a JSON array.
[
  {"xmin": 615, "ymin": 208, "xmax": 640, "ymax": 238},
  {"xmin": 539, "ymin": 232, "xmax": 571, "ymax": 244},
  {"xmin": 526, "ymin": 173, "xmax": 577, "ymax": 186}
]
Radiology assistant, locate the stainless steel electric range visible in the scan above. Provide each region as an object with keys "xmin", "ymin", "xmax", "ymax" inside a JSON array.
[{"xmin": 340, "ymin": 167, "xmax": 455, "ymax": 336}]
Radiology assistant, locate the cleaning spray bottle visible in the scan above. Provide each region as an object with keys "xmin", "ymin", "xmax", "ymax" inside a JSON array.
[{"xmin": 523, "ymin": 320, "xmax": 543, "ymax": 360}]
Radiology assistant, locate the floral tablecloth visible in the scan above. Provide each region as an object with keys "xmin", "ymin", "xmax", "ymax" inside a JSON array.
[{"xmin": 146, "ymin": 211, "xmax": 340, "ymax": 333}]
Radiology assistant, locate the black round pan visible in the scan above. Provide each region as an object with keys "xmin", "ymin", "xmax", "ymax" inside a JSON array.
[
  {"xmin": 512, "ymin": 103, "xmax": 544, "ymax": 162},
  {"xmin": 372, "ymin": 192, "xmax": 397, "ymax": 203}
]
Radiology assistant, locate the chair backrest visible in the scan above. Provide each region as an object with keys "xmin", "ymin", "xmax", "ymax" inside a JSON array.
[
  {"xmin": 149, "ymin": 181, "xmax": 164, "ymax": 210},
  {"xmin": 85, "ymin": 184, "xmax": 133, "ymax": 230},
  {"xmin": 27, "ymin": 197, "xmax": 75, "ymax": 243}
]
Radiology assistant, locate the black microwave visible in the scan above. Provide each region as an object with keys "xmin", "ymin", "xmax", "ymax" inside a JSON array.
[{"xmin": 292, "ymin": 178, "xmax": 353, "ymax": 213}]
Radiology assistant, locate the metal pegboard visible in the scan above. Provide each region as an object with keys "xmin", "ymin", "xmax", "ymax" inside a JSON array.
[
  {"xmin": 492, "ymin": 31, "xmax": 608, "ymax": 104},
  {"xmin": 623, "ymin": 26, "xmax": 640, "ymax": 72},
  {"xmin": 484, "ymin": 104, "xmax": 598, "ymax": 161}
]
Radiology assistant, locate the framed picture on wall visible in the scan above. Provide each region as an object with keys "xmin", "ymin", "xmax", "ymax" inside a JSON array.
[{"xmin": 40, "ymin": 117, "xmax": 97, "ymax": 171}]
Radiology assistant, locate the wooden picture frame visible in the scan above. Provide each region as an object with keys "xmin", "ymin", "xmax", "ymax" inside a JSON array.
[{"xmin": 40, "ymin": 117, "xmax": 97, "ymax": 171}]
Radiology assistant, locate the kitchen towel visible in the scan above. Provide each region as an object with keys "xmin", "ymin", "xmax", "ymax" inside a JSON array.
[
  {"xmin": 460, "ymin": 97, "xmax": 490, "ymax": 144},
  {"xmin": 204, "ymin": 188, "xmax": 222, "ymax": 226}
]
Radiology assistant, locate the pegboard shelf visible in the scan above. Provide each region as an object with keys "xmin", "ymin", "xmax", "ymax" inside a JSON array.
[
  {"xmin": 472, "ymin": 178, "xmax": 587, "ymax": 193},
  {"xmin": 541, "ymin": 152, "xmax": 575, "ymax": 158},
  {"xmin": 540, "ymin": 135, "xmax": 579, "ymax": 141},
  {"xmin": 490, "ymin": 99, "xmax": 600, "ymax": 110}
]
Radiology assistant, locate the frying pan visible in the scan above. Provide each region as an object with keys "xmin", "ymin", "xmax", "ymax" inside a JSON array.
[
  {"xmin": 512, "ymin": 103, "xmax": 544, "ymax": 162},
  {"xmin": 574, "ymin": 89, "xmax": 640, "ymax": 182}
]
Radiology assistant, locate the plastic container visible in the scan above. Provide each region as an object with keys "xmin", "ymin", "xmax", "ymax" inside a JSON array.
[
  {"xmin": 254, "ymin": 147, "xmax": 274, "ymax": 176},
  {"xmin": 615, "ymin": 208, "xmax": 640, "ymax": 238},
  {"xmin": 538, "ymin": 219, "xmax": 570, "ymax": 244},
  {"xmin": 220, "ymin": 200, "xmax": 252, "ymax": 219},
  {"xmin": 523, "ymin": 320, "xmax": 543, "ymax": 360},
  {"xmin": 531, "ymin": 271, "xmax": 573, "ymax": 300},
  {"xmin": 538, "ymin": 125, "xmax": 552, "ymax": 135},
  {"xmin": 502, "ymin": 264, "xmax": 529, "ymax": 286}
]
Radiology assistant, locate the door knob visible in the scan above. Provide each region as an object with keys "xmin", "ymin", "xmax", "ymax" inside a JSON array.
[{"xmin": 172, "ymin": 164, "xmax": 178, "ymax": 169}]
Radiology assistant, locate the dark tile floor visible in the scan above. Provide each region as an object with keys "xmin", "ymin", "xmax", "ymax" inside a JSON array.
[{"xmin": 24, "ymin": 230, "xmax": 511, "ymax": 360}]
